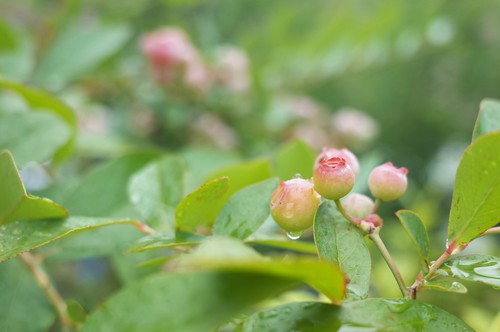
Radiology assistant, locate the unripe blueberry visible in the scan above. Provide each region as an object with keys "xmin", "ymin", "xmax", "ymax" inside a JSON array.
[
  {"xmin": 270, "ymin": 178, "xmax": 321, "ymax": 232},
  {"xmin": 314, "ymin": 148, "xmax": 360, "ymax": 177},
  {"xmin": 341, "ymin": 193, "xmax": 375, "ymax": 219},
  {"xmin": 368, "ymin": 162, "xmax": 408, "ymax": 201},
  {"xmin": 313, "ymin": 157, "xmax": 355, "ymax": 200}
]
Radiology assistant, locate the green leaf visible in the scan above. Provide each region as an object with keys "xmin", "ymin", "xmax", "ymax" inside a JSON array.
[
  {"xmin": 80, "ymin": 271, "xmax": 298, "ymax": 332},
  {"xmin": 0, "ymin": 112, "xmax": 71, "ymax": 166},
  {"xmin": 128, "ymin": 156, "xmax": 185, "ymax": 228},
  {"xmin": 0, "ymin": 216, "xmax": 144, "ymax": 262},
  {"xmin": 0, "ymin": 78, "xmax": 76, "ymax": 162},
  {"xmin": 33, "ymin": 22, "xmax": 131, "ymax": 89},
  {"xmin": 422, "ymin": 279, "xmax": 467, "ymax": 294},
  {"xmin": 213, "ymin": 178, "xmax": 279, "ymax": 239},
  {"xmin": 205, "ymin": 158, "xmax": 272, "ymax": 198},
  {"xmin": 0, "ymin": 151, "xmax": 67, "ymax": 224},
  {"xmin": 447, "ymin": 132, "xmax": 500, "ymax": 246},
  {"xmin": 274, "ymin": 139, "xmax": 316, "ymax": 180},
  {"xmin": 237, "ymin": 299, "xmax": 473, "ymax": 331},
  {"xmin": 313, "ymin": 200, "xmax": 370, "ymax": 300},
  {"xmin": 438, "ymin": 255, "xmax": 500, "ymax": 288},
  {"xmin": 175, "ymin": 177, "xmax": 230, "ymax": 232},
  {"xmin": 62, "ymin": 152, "xmax": 160, "ymax": 217},
  {"xmin": 396, "ymin": 210, "xmax": 430, "ymax": 270},
  {"xmin": 0, "ymin": 259, "xmax": 55, "ymax": 332},
  {"xmin": 472, "ymin": 99, "xmax": 500, "ymax": 141},
  {"xmin": 181, "ymin": 237, "xmax": 346, "ymax": 303}
]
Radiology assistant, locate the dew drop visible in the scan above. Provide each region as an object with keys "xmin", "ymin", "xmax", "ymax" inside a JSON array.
[{"xmin": 287, "ymin": 231, "xmax": 302, "ymax": 240}]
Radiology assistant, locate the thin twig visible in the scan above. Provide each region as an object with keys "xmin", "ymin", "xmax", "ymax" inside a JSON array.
[
  {"xmin": 20, "ymin": 252, "xmax": 73, "ymax": 328},
  {"xmin": 480, "ymin": 226, "xmax": 500, "ymax": 237},
  {"xmin": 369, "ymin": 233, "xmax": 408, "ymax": 298}
]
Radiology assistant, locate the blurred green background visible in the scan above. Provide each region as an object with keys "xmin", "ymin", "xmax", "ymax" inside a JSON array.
[{"xmin": 1, "ymin": 0, "xmax": 499, "ymax": 330}]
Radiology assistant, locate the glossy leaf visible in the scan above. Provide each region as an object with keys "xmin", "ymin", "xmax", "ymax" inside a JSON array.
[
  {"xmin": 447, "ymin": 132, "xmax": 500, "ymax": 246},
  {"xmin": 128, "ymin": 156, "xmax": 184, "ymax": 227},
  {"xmin": 180, "ymin": 237, "xmax": 346, "ymax": 303},
  {"xmin": 237, "ymin": 299, "xmax": 473, "ymax": 331},
  {"xmin": 396, "ymin": 210, "xmax": 430, "ymax": 270},
  {"xmin": 472, "ymin": 99, "xmax": 500, "ymax": 141},
  {"xmin": 205, "ymin": 158, "xmax": 272, "ymax": 198},
  {"xmin": 80, "ymin": 271, "xmax": 298, "ymax": 332},
  {"xmin": 0, "ymin": 112, "xmax": 70, "ymax": 166},
  {"xmin": 274, "ymin": 139, "xmax": 316, "ymax": 180},
  {"xmin": 213, "ymin": 178, "xmax": 279, "ymax": 239},
  {"xmin": 0, "ymin": 259, "xmax": 55, "ymax": 332},
  {"xmin": 438, "ymin": 255, "xmax": 500, "ymax": 288},
  {"xmin": 33, "ymin": 22, "xmax": 131, "ymax": 89},
  {"xmin": 0, "ymin": 216, "xmax": 144, "ymax": 262},
  {"xmin": 422, "ymin": 279, "xmax": 468, "ymax": 294},
  {"xmin": 314, "ymin": 200, "xmax": 370, "ymax": 299},
  {"xmin": 175, "ymin": 177, "xmax": 230, "ymax": 232},
  {"xmin": 62, "ymin": 152, "xmax": 160, "ymax": 217},
  {"xmin": 0, "ymin": 78, "xmax": 76, "ymax": 162},
  {"xmin": 0, "ymin": 151, "xmax": 67, "ymax": 224}
]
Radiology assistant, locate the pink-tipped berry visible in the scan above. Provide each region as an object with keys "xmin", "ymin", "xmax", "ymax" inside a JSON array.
[
  {"xmin": 313, "ymin": 157, "xmax": 355, "ymax": 200},
  {"xmin": 368, "ymin": 162, "xmax": 408, "ymax": 201},
  {"xmin": 341, "ymin": 193, "xmax": 375, "ymax": 219},
  {"xmin": 270, "ymin": 178, "xmax": 321, "ymax": 232}
]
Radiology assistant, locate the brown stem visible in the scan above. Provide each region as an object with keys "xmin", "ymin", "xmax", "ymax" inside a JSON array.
[
  {"xmin": 20, "ymin": 253, "xmax": 73, "ymax": 328},
  {"xmin": 480, "ymin": 226, "xmax": 500, "ymax": 237}
]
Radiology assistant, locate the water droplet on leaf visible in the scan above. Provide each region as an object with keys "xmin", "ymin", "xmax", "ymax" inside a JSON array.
[{"xmin": 287, "ymin": 231, "xmax": 302, "ymax": 240}]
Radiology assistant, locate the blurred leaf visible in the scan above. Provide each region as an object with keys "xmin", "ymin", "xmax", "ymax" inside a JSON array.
[
  {"xmin": 33, "ymin": 22, "xmax": 131, "ymax": 89},
  {"xmin": 447, "ymin": 132, "xmax": 500, "ymax": 246},
  {"xmin": 352, "ymin": 151, "xmax": 383, "ymax": 194},
  {"xmin": 175, "ymin": 177, "xmax": 230, "ymax": 232},
  {"xmin": 205, "ymin": 158, "xmax": 273, "ymax": 197},
  {"xmin": 489, "ymin": 311, "xmax": 500, "ymax": 332},
  {"xmin": 213, "ymin": 178, "xmax": 279, "ymax": 239},
  {"xmin": 247, "ymin": 239, "xmax": 317, "ymax": 254},
  {"xmin": 128, "ymin": 232, "xmax": 203, "ymax": 253},
  {"xmin": 0, "ymin": 78, "xmax": 76, "ymax": 162},
  {"xmin": 314, "ymin": 200, "xmax": 370, "ymax": 300},
  {"xmin": 396, "ymin": 210, "xmax": 430, "ymax": 271},
  {"xmin": 128, "ymin": 156, "xmax": 184, "ymax": 228},
  {"xmin": 62, "ymin": 152, "xmax": 160, "ymax": 217},
  {"xmin": 237, "ymin": 299, "xmax": 473, "ymax": 331},
  {"xmin": 80, "ymin": 271, "xmax": 298, "ymax": 332},
  {"xmin": 472, "ymin": 99, "xmax": 500, "ymax": 141},
  {"xmin": 274, "ymin": 139, "xmax": 316, "ymax": 180},
  {"xmin": 0, "ymin": 216, "xmax": 143, "ymax": 262},
  {"xmin": 438, "ymin": 255, "xmax": 500, "ymax": 288},
  {"xmin": 422, "ymin": 279, "xmax": 467, "ymax": 294},
  {"xmin": 67, "ymin": 299, "xmax": 87, "ymax": 324},
  {"xmin": 0, "ymin": 259, "xmax": 55, "ymax": 332},
  {"xmin": 0, "ymin": 112, "xmax": 70, "ymax": 166},
  {"xmin": 0, "ymin": 150, "xmax": 67, "ymax": 225},
  {"xmin": 0, "ymin": 19, "xmax": 17, "ymax": 51},
  {"xmin": 181, "ymin": 237, "xmax": 346, "ymax": 303}
]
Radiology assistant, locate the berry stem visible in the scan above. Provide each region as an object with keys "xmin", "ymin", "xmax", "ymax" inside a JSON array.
[
  {"xmin": 369, "ymin": 233, "xmax": 408, "ymax": 298},
  {"xmin": 334, "ymin": 199, "xmax": 361, "ymax": 226},
  {"xmin": 20, "ymin": 252, "xmax": 73, "ymax": 328}
]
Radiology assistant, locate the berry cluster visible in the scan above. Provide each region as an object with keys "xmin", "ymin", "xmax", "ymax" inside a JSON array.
[{"xmin": 270, "ymin": 148, "xmax": 408, "ymax": 234}]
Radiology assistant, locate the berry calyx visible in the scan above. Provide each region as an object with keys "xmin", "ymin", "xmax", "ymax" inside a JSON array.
[{"xmin": 314, "ymin": 147, "xmax": 360, "ymax": 177}]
